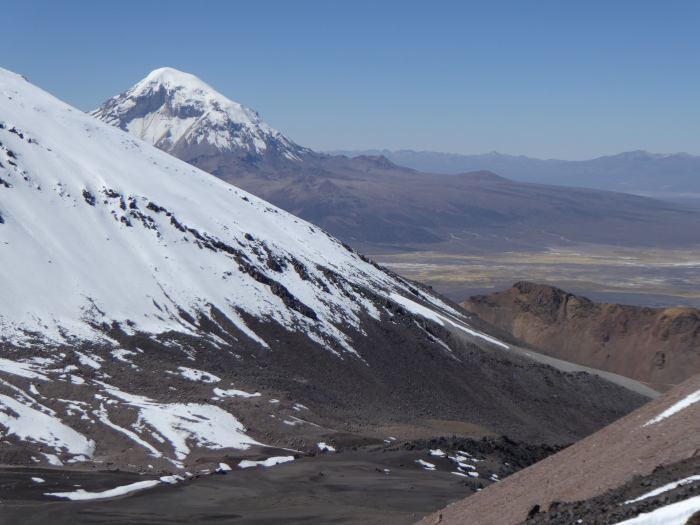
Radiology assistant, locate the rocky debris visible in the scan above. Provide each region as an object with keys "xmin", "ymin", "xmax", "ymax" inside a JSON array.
[
  {"xmin": 418, "ymin": 372, "xmax": 700, "ymax": 525},
  {"xmin": 519, "ymin": 457, "xmax": 700, "ymax": 524},
  {"xmin": 464, "ymin": 282, "xmax": 700, "ymax": 385},
  {"xmin": 0, "ymin": 439, "xmax": 559, "ymax": 524}
]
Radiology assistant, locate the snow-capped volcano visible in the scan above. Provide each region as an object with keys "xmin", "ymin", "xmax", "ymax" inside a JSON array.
[
  {"xmin": 90, "ymin": 67, "xmax": 312, "ymax": 166},
  {"xmin": 0, "ymin": 66, "xmax": 458, "ymax": 355},
  {"xmin": 0, "ymin": 68, "xmax": 649, "ymax": 475}
]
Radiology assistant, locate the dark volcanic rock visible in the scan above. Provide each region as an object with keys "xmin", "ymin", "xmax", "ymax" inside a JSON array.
[{"xmin": 518, "ymin": 457, "xmax": 700, "ymax": 525}]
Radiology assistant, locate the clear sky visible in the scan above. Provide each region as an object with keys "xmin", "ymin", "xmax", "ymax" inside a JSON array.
[{"xmin": 2, "ymin": 0, "xmax": 699, "ymax": 160}]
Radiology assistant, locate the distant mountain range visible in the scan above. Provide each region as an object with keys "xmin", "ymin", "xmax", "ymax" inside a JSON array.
[
  {"xmin": 91, "ymin": 69, "xmax": 700, "ymax": 255},
  {"xmin": 327, "ymin": 149, "xmax": 700, "ymax": 203}
]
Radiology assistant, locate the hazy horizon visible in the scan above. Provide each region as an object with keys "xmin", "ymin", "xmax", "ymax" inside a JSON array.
[{"xmin": 2, "ymin": 0, "xmax": 699, "ymax": 161}]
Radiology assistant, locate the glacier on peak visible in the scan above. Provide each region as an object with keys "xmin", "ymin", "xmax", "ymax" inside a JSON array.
[{"xmin": 90, "ymin": 67, "xmax": 309, "ymax": 162}]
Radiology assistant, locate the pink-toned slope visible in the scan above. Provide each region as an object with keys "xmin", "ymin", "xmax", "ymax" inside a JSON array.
[{"xmin": 419, "ymin": 373, "xmax": 700, "ymax": 525}]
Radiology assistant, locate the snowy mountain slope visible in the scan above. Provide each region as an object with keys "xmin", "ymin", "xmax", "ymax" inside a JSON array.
[
  {"xmin": 0, "ymin": 68, "xmax": 650, "ymax": 473},
  {"xmin": 2, "ymin": 67, "xmax": 457, "ymax": 352},
  {"xmin": 89, "ymin": 67, "xmax": 313, "ymax": 166}
]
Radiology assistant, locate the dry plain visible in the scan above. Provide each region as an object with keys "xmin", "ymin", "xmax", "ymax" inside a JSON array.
[{"xmin": 370, "ymin": 246, "xmax": 700, "ymax": 309}]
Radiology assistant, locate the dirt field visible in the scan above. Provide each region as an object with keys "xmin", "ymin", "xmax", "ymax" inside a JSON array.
[
  {"xmin": 370, "ymin": 246, "xmax": 700, "ymax": 308},
  {"xmin": 0, "ymin": 436, "xmax": 557, "ymax": 525}
]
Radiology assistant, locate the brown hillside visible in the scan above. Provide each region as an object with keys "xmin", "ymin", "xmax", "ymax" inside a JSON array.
[
  {"xmin": 418, "ymin": 371, "xmax": 700, "ymax": 525},
  {"xmin": 463, "ymin": 282, "xmax": 700, "ymax": 385}
]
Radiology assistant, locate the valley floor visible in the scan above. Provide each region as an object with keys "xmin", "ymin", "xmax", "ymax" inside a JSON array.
[
  {"xmin": 369, "ymin": 245, "xmax": 700, "ymax": 309},
  {"xmin": 0, "ymin": 436, "xmax": 557, "ymax": 525}
]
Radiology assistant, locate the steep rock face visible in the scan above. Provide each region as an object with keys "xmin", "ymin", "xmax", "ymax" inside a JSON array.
[
  {"xmin": 464, "ymin": 282, "xmax": 700, "ymax": 385},
  {"xmin": 0, "ymin": 69, "xmax": 651, "ymax": 472}
]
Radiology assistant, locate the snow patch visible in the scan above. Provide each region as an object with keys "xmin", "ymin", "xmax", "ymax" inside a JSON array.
[
  {"xmin": 415, "ymin": 459, "xmax": 436, "ymax": 471},
  {"xmin": 625, "ymin": 475, "xmax": 700, "ymax": 505},
  {"xmin": 177, "ymin": 367, "xmax": 221, "ymax": 384},
  {"xmin": 0, "ymin": 358, "xmax": 48, "ymax": 380},
  {"xmin": 213, "ymin": 387, "xmax": 260, "ymax": 399},
  {"xmin": 616, "ymin": 495, "xmax": 700, "ymax": 525},
  {"xmin": 238, "ymin": 456, "xmax": 295, "ymax": 469},
  {"xmin": 100, "ymin": 383, "xmax": 259, "ymax": 460},
  {"xmin": 46, "ymin": 480, "xmax": 161, "ymax": 501},
  {"xmin": 0, "ymin": 394, "xmax": 94, "ymax": 457},
  {"xmin": 644, "ymin": 389, "xmax": 700, "ymax": 427}
]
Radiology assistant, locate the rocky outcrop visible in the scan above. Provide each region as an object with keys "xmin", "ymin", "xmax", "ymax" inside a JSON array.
[{"xmin": 463, "ymin": 282, "xmax": 700, "ymax": 385}]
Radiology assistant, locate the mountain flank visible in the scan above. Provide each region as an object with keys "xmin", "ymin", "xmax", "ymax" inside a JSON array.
[
  {"xmin": 419, "ymin": 371, "xmax": 700, "ymax": 525},
  {"xmin": 92, "ymin": 69, "xmax": 700, "ymax": 254},
  {"xmin": 464, "ymin": 282, "xmax": 700, "ymax": 386},
  {"xmin": 0, "ymin": 68, "xmax": 652, "ymax": 481}
]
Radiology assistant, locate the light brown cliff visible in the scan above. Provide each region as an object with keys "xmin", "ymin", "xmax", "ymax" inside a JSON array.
[{"xmin": 463, "ymin": 282, "xmax": 700, "ymax": 386}]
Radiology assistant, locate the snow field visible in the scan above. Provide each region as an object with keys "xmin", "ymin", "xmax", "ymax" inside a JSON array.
[
  {"xmin": 46, "ymin": 479, "xmax": 162, "ymax": 501},
  {"xmin": 616, "ymin": 495, "xmax": 700, "ymax": 525},
  {"xmin": 0, "ymin": 394, "xmax": 94, "ymax": 458}
]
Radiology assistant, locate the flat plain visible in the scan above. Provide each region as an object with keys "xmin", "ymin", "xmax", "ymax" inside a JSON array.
[{"xmin": 370, "ymin": 246, "xmax": 700, "ymax": 309}]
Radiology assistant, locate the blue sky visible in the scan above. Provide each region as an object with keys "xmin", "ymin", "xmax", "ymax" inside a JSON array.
[{"xmin": 2, "ymin": 0, "xmax": 699, "ymax": 160}]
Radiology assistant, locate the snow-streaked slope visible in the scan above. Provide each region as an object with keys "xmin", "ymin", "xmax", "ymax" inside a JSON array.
[
  {"xmin": 0, "ymin": 67, "xmax": 499, "ymax": 468},
  {"xmin": 0, "ymin": 69, "xmax": 652, "ymax": 474},
  {"xmin": 0, "ymin": 67, "xmax": 469, "ymax": 353},
  {"xmin": 89, "ymin": 67, "xmax": 310, "ymax": 162}
]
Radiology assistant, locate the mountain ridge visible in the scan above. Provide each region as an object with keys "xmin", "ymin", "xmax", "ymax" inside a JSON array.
[
  {"xmin": 464, "ymin": 282, "xmax": 700, "ymax": 386},
  {"xmin": 328, "ymin": 148, "xmax": 700, "ymax": 202},
  {"xmin": 0, "ymin": 68, "xmax": 651, "ymax": 477},
  {"xmin": 91, "ymin": 69, "xmax": 700, "ymax": 254}
]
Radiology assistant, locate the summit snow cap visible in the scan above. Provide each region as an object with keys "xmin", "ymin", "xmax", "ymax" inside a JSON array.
[{"xmin": 91, "ymin": 67, "xmax": 310, "ymax": 162}]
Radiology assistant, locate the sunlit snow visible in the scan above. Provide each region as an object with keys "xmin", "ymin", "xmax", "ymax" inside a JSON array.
[
  {"xmin": 46, "ymin": 479, "xmax": 162, "ymax": 501},
  {"xmin": 644, "ymin": 389, "xmax": 700, "ymax": 427},
  {"xmin": 0, "ymin": 394, "xmax": 94, "ymax": 458},
  {"xmin": 616, "ymin": 495, "xmax": 700, "ymax": 525},
  {"xmin": 625, "ymin": 475, "xmax": 700, "ymax": 505},
  {"xmin": 238, "ymin": 456, "xmax": 294, "ymax": 469}
]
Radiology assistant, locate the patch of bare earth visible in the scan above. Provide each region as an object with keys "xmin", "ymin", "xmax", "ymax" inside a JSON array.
[{"xmin": 418, "ymin": 372, "xmax": 700, "ymax": 525}]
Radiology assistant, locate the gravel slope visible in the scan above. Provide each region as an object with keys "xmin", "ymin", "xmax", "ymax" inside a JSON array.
[{"xmin": 419, "ymin": 372, "xmax": 700, "ymax": 525}]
